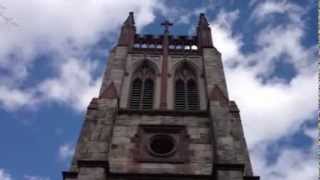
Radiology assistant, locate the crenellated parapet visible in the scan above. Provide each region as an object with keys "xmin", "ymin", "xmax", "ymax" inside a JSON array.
[{"xmin": 132, "ymin": 34, "xmax": 199, "ymax": 52}]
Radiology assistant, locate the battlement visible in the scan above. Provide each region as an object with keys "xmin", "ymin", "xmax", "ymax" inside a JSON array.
[{"xmin": 132, "ymin": 34, "xmax": 199, "ymax": 52}]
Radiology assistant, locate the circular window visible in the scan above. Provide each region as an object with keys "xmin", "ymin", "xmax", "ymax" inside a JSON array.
[{"xmin": 147, "ymin": 134, "xmax": 176, "ymax": 157}]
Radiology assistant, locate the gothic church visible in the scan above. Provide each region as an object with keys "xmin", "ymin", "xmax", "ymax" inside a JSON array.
[{"xmin": 63, "ymin": 12, "xmax": 260, "ymax": 180}]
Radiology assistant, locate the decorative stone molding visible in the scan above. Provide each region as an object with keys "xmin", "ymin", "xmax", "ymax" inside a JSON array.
[{"xmin": 133, "ymin": 125, "xmax": 189, "ymax": 163}]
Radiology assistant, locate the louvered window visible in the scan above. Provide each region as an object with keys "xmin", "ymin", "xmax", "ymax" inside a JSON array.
[
  {"xmin": 175, "ymin": 80, "xmax": 186, "ymax": 110},
  {"xmin": 142, "ymin": 79, "xmax": 154, "ymax": 110},
  {"xmin": 129, "ymin": 61, "xmax": 155, "ymax": 110},
  {"xmin": 130, "ymin": 79, "xmax": 143, "ymax": 110},
  {"xmin": 187, "ymin": 80, "xmax": 200, "ymax": 110},
  {"xmin": 174, "ymin": 63, "xmax": 200, "ymax": 111}
]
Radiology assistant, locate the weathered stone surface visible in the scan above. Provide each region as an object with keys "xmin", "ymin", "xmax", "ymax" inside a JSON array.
[
  {"xmin": 107, "ymin": 114, "xmax": 213, "ymax": 175},
  {"xmin": 64, "ymin": 12, "xmax": 258, "ymax": 180}
]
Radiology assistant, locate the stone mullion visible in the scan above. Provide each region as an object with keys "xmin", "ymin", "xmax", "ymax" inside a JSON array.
[
  {"xmin": 184, "ymin": 80, "xmax": 189, "ymax": 110},
  {"xmin": 139, "ymin": 79, "xmax": 145, "ymax": 110}
]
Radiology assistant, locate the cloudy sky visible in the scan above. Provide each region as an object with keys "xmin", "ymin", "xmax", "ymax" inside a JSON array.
[{"xmin": 0, "ymin": 0, "xmax": 317, "ymax": 180}]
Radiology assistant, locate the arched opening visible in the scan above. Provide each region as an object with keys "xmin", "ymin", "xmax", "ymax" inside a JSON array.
[
  {"xmin": 174, "ymin": 63, "xmax": 199, "ymax": 111},
  {"xmin": 129, "ymin": 61, "xmax": 156, "ymax": 110}
]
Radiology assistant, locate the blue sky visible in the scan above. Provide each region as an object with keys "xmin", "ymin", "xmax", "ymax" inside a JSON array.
[{"xmin": 0, "ymin": 0, "xmax": 317, "ymax": 180}]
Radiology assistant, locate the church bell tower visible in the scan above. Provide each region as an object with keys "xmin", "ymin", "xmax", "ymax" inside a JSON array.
[{"xmin": 63, "ymin": 12, "xmax": 260, "ymax": 180}]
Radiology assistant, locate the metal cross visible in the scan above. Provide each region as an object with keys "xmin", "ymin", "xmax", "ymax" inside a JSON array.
[{"xmin": 161, "ymin": 20, "xmax": 173, "ymax": 33}]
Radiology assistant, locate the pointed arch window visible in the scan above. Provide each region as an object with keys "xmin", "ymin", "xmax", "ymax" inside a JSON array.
[
  {"xmin": 129, "ymin": 62, "xmax": 155, "ymax": 110},
  {"xmin": 175, "ymin": 63, "xmax": 200, "ymax": 111}
]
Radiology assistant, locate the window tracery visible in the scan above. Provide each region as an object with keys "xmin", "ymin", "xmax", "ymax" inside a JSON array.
[
  {"xmin": 129, "ymin": 62, "xmax": 155, "ymax": 110},
  {"xmin": 174, "ymin": 63, "xmax": 200, "ymax": 111}
]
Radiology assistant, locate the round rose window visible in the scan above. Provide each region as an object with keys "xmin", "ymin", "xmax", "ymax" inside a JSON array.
[{"xmin": 148, "ymin": 134, "xmax": 176, "ymax": 157}]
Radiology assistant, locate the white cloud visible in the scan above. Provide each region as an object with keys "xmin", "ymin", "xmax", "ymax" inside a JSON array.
[
  {"xmin": 23, "ymin": 175, "xmax": 50, "ymax": 180},
  {"xmin": 0, "ymin": 0, "xmax": 168, "ymax": 112},
  {"xmin": 249, "ymin": 126, "xmax": 317, "ymax": 178},
  {"xmin": 251, "ymin": 0, "xmax": 304, "ymax": 24},
  {"xmin": 175, "ymin": 7, "xmax": 212, "ymax": 25},
  {"xmin": 0, "ymin": 169, "xmax": 12, "ymax": 180},
  {"xmin": 0, "ymin": 0, "xmax": 162, "ymax": 56},
  {"xmin": 252, "ymin": 142, "xmax": 317, "ymax": 180},
  {"xmin": 0, "ymin": 86, "xmax": 34, "ymax": 110},
  {"xmin": 38, "ymin": 58, "xmax": 101, "ymax": 111},
  {"xmin": 58, "ymin": 143, "xmax": 74, "ymax": 161},
  {"xmin": 209, "ymin": 10, "xmax": 244, "ymax": 63},
  {"xmin": 210, "ymin": 3, "xmax": 317, "ymax": 180},
  {"xmin": 0, "ymin": 57, "xmax": 101, "ymax": 112},
  {"xmin": 210, "ymin": 6, "xmax": 317, "ymax": 147},
  {"xmin": 303, "ymin": 126, "xmax": 318, "ymax": 140},
  {"xmin": 210, "ymin": 24, "xmax": 242, "ymax": 62},
  {"xmin": 253, "ymin": 24, "xmax": 316, "ymax": 76},
  {"xmin": 0, "ymin": 0, "xmax": 164, "ymax": 111},
  {"xmin": 226, "ymin": 66, "xmax": 316, "ymax": 146}
]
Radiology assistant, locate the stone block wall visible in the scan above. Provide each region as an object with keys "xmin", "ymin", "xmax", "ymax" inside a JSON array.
[
  {"xmin": 108, "ymin": 114, "xmax": 213, "ymax": 175},
  {"xmin": 69, "ymin": 98, "xmax": 117, "ymax": 171}
]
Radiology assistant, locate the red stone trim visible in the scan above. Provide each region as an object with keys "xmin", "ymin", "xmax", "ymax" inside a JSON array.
[
  {"xmin": 100, "ymin": 82, "xmax": 118, "ymax": 99},
  {"xmin": 209, "ymin": 85, "xmax": 228, "ymax": 106}
]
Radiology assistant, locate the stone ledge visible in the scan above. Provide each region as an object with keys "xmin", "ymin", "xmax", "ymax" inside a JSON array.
[
  {"xmin": 213, "ymin": 163, "xmax": 244, "ymax": 171},
  {"xmin": 77, "ymin": 160, "xmax": 109, "ymax": 169},
  {"xmin": 118, "ymin": 109, "xmax": 209, "ymax": 117},
  {"xmin": 243, "ymin": 176, "xmax": 260, "ymax": 180}
]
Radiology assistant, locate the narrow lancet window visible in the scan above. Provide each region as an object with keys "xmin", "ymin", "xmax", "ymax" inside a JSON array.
[
  {"xmin": 187, "ymin": 79, "xmax": 200, "ymax": 110},
  {"xmin": 129, "ymin": 79, "xmax": 142, "ymax": 110},
  {"xmin": 129, "ymin": 62, "xmax": 155, "ymax": 110},
  {"xmin": 142, "ymin": 79, "xmax": 154, "ymax": 110},
  {"xmin": 175, "ymin": 79, "xmax": 186, "ymax": 110},
  {"xmin": 174, "ymin": 63, "xmax": 199, "ymax": 111}
]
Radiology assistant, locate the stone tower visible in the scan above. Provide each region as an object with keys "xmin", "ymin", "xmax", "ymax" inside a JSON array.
[{"xmin": 63, "ymin": 12, "xmax": 260, "ymax": 180}]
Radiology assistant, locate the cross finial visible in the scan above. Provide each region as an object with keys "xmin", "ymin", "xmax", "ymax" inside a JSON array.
[{"xmin": 161, "ymin": 20, "xmax": 173, "ymax": 34}]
